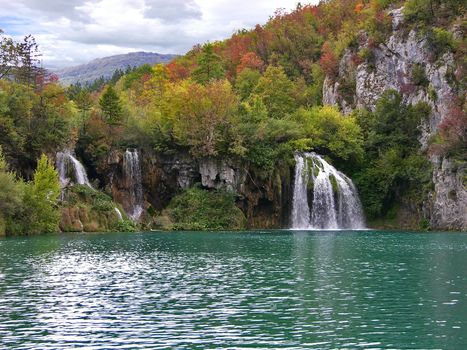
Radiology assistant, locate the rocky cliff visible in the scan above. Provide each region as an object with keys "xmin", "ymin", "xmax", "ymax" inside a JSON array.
[
  {"xmin": 322, "ymin": 8, "xmax": 466, "ymax": 230},
  {"xmin": 104, "ymin": 150, "xmax": 292, "ymax": 229}
]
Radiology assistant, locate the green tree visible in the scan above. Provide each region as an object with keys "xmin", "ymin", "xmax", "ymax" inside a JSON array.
[
  {"xmin": 75, "ymin": 89, "xmax": 92, "ymax": 130},
  {"xmin": 0, "ymin": 147, "xmax": 24, "ymax": 236},
  {"xmin": 252, "ymin": 65, "xmax": 297, "ymax": 119},
  {"xmin": 235, "ymin": 68, "xmax": 261, "ymax": 100},
  {"xmin": 99, "ymin": 85, "xmax": 123, "ymax": 129},
  {"xmin": 192, "ymin": 43, "xmax": 225, "ymax": 84},
  {"xmin": 22, "ymin": 154, "xmax": 61, "ymax": 234},
  {"xmin": 292, "ymin": 106, "xmax": 364, "ymax": 163}
]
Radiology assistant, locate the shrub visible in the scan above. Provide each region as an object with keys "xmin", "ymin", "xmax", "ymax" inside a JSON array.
[
  {"xmin": 167, "ymin": 186, "xmax": 247, "ymax": 230},
  {"xmin": 411, "ymin": 63, "xmax": 429, "ymax": 87}
]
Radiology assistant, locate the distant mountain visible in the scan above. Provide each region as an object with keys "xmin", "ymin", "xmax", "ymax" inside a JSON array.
[{"xmin": 55, "ymin": 52, "xmax": 177, "ymax": 85}]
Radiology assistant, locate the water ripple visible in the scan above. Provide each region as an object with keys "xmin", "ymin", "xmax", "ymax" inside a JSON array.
[{"xmin": 1, "ymin": 231, "xmax": 466, "ymax": 349}]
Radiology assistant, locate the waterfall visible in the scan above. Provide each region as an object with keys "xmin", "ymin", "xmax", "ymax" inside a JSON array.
[
  {"xmin": 114, "ymin": 207, "xmax": 124, "ymax": 222},
  {"xmin": 291, "ymin": 152, "xmax": 365, "ymax": 230},
  {"xmin": 56, "ymin": 150, "xmax": 92, "ymax": 188},
  {"xmin": 123, "ymin": 149, "xmax": 144, "ymax": 221}
]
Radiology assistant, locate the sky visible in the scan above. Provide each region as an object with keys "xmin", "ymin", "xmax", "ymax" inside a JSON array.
[{"xmin": 0, "ymin": 0, "xmax": 314, "ymax": 69}]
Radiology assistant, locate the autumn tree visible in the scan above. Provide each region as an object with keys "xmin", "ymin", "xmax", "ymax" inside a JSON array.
[{"xmin": 171, "ymin": 79, "xmax": 237, "ymax": 157}]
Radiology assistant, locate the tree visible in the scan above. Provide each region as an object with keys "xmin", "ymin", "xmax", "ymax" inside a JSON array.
[
  {"xmin": 192, "ymin": 43, "xmax": 225, "ymax": 84},
  {"xmin": 22, "ymin": 154, "xmax": 61, "ymax": 234},
  {"xmin": 292, "ymin": 106, "xmax": 364, "ymax": 163},
  {"xmin": 75, "ymin": 89, "xmax": 93, "ymax": 131},
  {"xmin": 0, "ymin": 146, "xmax": 24, "ymax": 236},
  {"xmin": 252, "ymin": 65, "xmax": 297, "ymax": 119},
  {"xmin": 99, "ymin": 85, "xmax": 123, "ymax": 128},
  {"xmin": 1, "ymin": 30, "xmax": 42, "ymax": 84},
  {"xmin": 170, "ymin": 79, "xmax": 237, "ymax": 157}
]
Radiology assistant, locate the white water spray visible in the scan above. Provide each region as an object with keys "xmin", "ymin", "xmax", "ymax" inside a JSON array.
[
  {"xmin": 291, "ymin": 152, "xmax": 365, "ymax": 230},
  {"xmin": 123, "ymin": 149, "xmax": 144, "ymax": 221},
  {"xmin": 56, "ymin": 150, "xmax": 92, "ymax": 188}
]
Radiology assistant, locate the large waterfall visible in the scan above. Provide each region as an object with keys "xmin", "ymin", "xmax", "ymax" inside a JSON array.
[
  {"xmin": 124, "ymin": 149, "xmax": 144, "ymax": 221},
  {"xmin": 291, "ymin": 152, "xmax": 365, "ymax": 230},
  {"xmin": 56, "ymin": 150, "xmax": 92, "ymax": 188}
]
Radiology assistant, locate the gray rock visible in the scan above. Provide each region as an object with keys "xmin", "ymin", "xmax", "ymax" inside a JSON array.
[{"xmin": 322, "ymin": 6, "xmax": 465, "ymax": 230}]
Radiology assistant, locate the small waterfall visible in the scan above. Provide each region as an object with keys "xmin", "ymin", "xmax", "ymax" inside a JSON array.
[
  {"xmin": 114, "ymin": 207, "xmax": 124, "ymax": 222},
  {"xmin": 56, "ymin": 150, "xmax": 92, "ymax": 188},
  {"xmin": 123, "ymin": 149, "xmax": 144, "ymax": 221},
  {"xmin": 291, "ymin": 152, "xmax": 365, "ymax": 230}
]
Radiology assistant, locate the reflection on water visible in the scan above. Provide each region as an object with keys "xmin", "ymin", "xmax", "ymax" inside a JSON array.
[{"xmin": 0, "ymin": 231, "xmax": 466, "ymax": 349}]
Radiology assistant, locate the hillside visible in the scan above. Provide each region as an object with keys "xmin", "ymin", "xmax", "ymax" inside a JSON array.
[{"xmin": 55, "ymin": 51, "xmax": 176, "ymax": 85}]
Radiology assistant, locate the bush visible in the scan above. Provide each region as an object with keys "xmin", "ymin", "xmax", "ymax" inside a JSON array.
[
  {"xmin": 167, "ymin": 186, "xmax": 247, "ymax": 230},
  {"xmin": 411, "ymin": 63, "xmax": 429, "ymax": 87}
]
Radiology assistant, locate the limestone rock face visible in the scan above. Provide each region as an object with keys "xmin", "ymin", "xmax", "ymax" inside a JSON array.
[
  {"xmin": 431, "ymin": 158, "xmax": 467, "ymax": 230},
  {"xmin": 322, "ymin": 7, "xmax": 465, "ymax": 230},
  {"xmin": 104, "ymin": 149, "xmax": 292, "ymax": 229},
  {"xmin": 199, "ymin": 158, "xmax": 246, "ymax": 192}
]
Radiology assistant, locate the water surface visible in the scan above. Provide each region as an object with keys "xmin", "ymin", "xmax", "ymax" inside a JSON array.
[{"xmin": 1, "ymin": 230, "xmax": 466, "ymax": 349}]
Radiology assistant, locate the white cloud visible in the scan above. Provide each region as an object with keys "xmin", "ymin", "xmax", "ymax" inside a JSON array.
[{"xmin": 0, "ymin": 0, "xmax": 316, "ymax": 68}]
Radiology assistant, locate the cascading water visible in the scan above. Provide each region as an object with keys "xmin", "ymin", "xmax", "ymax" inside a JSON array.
[
  {"xmin": 114, "ymin": 207, "xmax": 124, "ymax": 222},
  {"xmin": 123, "ymin": 149, "xmax": 144, "ymax": 221},
  {"xmin": 291, "ymin": 152, "xmax": 365, "ymax": 230},
  {"xmin": 56, "ymin": 150, "xmax": 92, "ymax": 188}
]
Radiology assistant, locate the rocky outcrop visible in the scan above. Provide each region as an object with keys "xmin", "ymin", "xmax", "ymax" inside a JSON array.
[
  {"xmin": 322, "ymin": 7, "xmax": 466, "ymax": 230},
  {"xmin": 431, "ymin": 157, "xmax": 467, "ymax": 230},
  {"xmin": 199, "ymin": 158, "xmax": 247, "ymax": 192},
  {"xmin": 104, "ymin": 149, "xmax": 293, "ymax": 229}
]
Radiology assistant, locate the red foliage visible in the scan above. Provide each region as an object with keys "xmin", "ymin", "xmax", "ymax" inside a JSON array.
[
  {"xmin": 236, "ymin": 52, "xmax": 264, "ymax": 73},
  {"xmin": 166, "ymin": 61, "xmax": 190, "ymax": 82},
  {"xmin": 319, "ymin": 42, "xmax": 339, "ymax": 78},
  {"xmin": 430, "ymin": 97, "xmax": 467, "ymax": 156},
  {"xmin": 439, "ymin": 103, "xmax": 467, "ymax": 142},
  {"xmin": 224, "ymin": 34, "xmax": 252, "ymax": 66}
]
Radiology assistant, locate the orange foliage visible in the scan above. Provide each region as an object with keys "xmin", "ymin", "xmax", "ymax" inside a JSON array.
[
  {"xmin": 355, "ymin": 3, "xmax": 364, "ymax": 13},
  {"xmin": 236, "ymin": 52, "xmax": 264, "ymax": 73}
]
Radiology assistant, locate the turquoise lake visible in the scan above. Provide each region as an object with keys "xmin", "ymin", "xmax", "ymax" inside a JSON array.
[{"xmin": 1, "ymin": 230, "xmax": 466, "ymax": 349}]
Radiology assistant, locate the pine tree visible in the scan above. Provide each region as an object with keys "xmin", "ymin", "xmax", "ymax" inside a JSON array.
[
  {"xmin": 99, "ymin": 85, "xmax": 123, "ymax": 127},
  {"xmin": 192, "ymin": 43, "xmax": 225, "ymax": 84}
]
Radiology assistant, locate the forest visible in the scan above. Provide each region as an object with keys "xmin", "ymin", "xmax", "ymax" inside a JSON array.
[{"xmin": 0, "ymin": 0, "xmax": 465, "ymax": 235}]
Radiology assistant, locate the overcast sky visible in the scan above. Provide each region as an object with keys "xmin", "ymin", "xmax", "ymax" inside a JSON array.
[{"xmin": 0, "ymin": 0, "xmax": 316, "ymax": 69}]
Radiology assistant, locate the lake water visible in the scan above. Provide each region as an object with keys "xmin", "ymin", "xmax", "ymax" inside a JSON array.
[{"xmin": 1, "ymin": 230, "xmax": 466, "ymax": 349}]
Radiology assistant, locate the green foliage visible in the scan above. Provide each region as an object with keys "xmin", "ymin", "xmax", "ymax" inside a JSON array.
[
  {"xmin": 411, "ymin": 63, "xmax": 429, "ymax": 87},
  {"xmin": 404, "ymin": 0, "xmax": 434, "ymax": 23},
  {"xmin": 252, "ymin": 65, "xmax": 297, "ymax": 119},
  {"xmin": 115, "ymin": 219, "xmax": 137, "ymax": 232},
  {"xmin": 235, "ymin": 68, "xmax": 261, "ymax": 100},
  {"xmin": 167, "ymin": 186, "xmax": 246, "ymax": 230},
  {"xmin": 69, "ymin": 184, "xmax": 114, "ymax": 211},
  {"xmin": 292, "ymin": 106, "xmax": 364, "ymax": 163},
  {"xmin": 354, "ymin": 90, "xmax": 433, "ymax": 220},
  {"xmin": 99, "ymin": 85, "xmax": 123, "ymax": 127},
  {"xmin": 427, "ymin": 27, "xmax": 457, "ymax": 55},
  {"xmin": 0, "ymin": 147, "xmax": 24, "ymax": 235},
  {"xmin": 192, "ymin": 43, "xmax": 225, "ymax": 84},
  {"xmin": 22, "ymin": 154, "xmax": 61, "ymax": 234}
]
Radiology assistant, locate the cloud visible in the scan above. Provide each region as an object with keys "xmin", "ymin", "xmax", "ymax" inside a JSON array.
[{"xmin": 0, "ymin": 0, "xmax": 313, "ymax": 68}]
